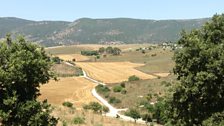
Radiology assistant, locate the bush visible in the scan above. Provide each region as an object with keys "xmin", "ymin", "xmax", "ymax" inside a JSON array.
[
  {"xmin": 202, "ymin": 111, "xmax": 224, "ymax": 126},
  {"xmin": 72, "ymin": 116, "xmax": 85, "ymax": 124},
  {"xmin": 81, "ymin": 50, "xmax": 99, "ymax": 56},
  {"xmin": 102, "ymin": 106, "xmax": 109, "ymax": 113},
  {"xmin": 109, "ymin": 97, "xmax": 121, "ymax": 104},
  {"xmin": 62, "ymin": 101, "xmax": 73, "ymax": 108},
  {"xmin": 83, "ymin": 102, "xmax": 108, "ymax": 113},
  {"xmin": 96, "ymin": 84, "xmax": 110, "ymax": 94},
  {"xmin": 128, "ymin": 75, "xmax": 140, "ymax": 81},
  {"xmin": 121, "ymin": 89, "xmax": 127, "ymax": 94},
  {"xmin": 96, "ymin": 55, "xmax": 100, "ymax": 59},
  {"xmin": 52, "ymin": 56, "xmax": 62, "ymax": 64},
  {"xmin": 120, "ymin": 82, "xmax": 126, "ymax": 88},
  {"xmin": 125, "ymin": 108, "xmax": 141, "ymax": 123},
  {"xmin": 113, "ymin": 85, "xmax": 123, "ymax": 92}
]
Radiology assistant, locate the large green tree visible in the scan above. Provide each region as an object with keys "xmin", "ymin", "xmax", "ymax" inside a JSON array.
[
  {"xmin": 168, "ymin": 14, "xmax": 224, "ymax": 125},
  {"xmin": 0, "ymin": 35, "xmax": 58, "ymax": 125}
]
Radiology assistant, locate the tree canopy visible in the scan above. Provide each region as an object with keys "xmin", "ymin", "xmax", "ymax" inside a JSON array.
[
  {"xmin": 168, "ymin": 14, "xmax": 224, "ymax": 125},
  {"xmin": 0, "ymin": 35, "xmax": 57, "ymax": 125}
]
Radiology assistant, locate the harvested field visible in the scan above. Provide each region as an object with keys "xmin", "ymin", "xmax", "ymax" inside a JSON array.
[
  {"xmin": 39, "ymin": 77, "xmax": 97, "ymax": 108},
  {"xmin": 56, "ymin": 54, "xmax": 89, "ymax": 61},
  {"xmin": 76, "ymin": 62, "xmax": 157, "ymax": 83},
  {"xmin": 153, "ymin": 72, "xmax": 170, "ymax": 77}
]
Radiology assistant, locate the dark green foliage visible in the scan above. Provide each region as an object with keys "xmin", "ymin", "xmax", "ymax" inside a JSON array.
[
  {"xmin": 96, "ymin": 55, "xmax": 100, "ymax": 59},
  {"xmin": 52, "ymin": 56, "xmax": 62, "ymax": 64},
  {"xmin": 120, "ymin": 82, "xmax": 126, "ymax": 88},
  {"xmin": 72, "ymin": 116, "xmax": 85, "ymax": 124},
  {"xmin": 62, "ymin": 101, "xmax": 73, "ymax": 108},
  {"xmin": 102, "ymin": 106, "xmax": 109, "ymax": 113},
  {"xmin": 105, "ymin": 46, "xmax": 121, "ymax": 55},
  {"xmin": 106, "ymin": 46, "xmax": 113, "ymax": 54},
  {"xmin": 125, "ymin": 108, "xmax": 141, "ymax": 123},
  {"xmin": 128, "ymin": 75, "xmax": 140, "ymax": 81},
  {"xmin": 121, "ymin": 89, "xmax": 127, "ymax": 94},
  {"xmin": 113, "ymin": 85, "xmax": 123, "ymax": 92},
  {"xmin": 82, "ymin": 102, "xmax": 108, "ymax": 113},
  {"xmin": 168, "ymin": 14, "xmax": 224, "ymax": 125},
  {"xmin": 112, "ymin": 47, "xmax": 121, "ymax": 55},
  {"xmin": 109, "ymin": 97, "xmax": 121, "ymax": 104},
  {"xmin": 98, "ymin": 47, "xmax": 105, "ymax": 54},
  {"xmin": 0, "ymin": 35, "xmax": 58, "ymax": 125},
  {"xmin": 202, "ymin": 111, "xmax": 224, "ymax": 126},
  {"xmin": 81, "ymin": 50, "xmax": 99, "ymax": 56},
  {"xmin": 95, "ymin": 84, "xmax": 110, "ymax": 94}
]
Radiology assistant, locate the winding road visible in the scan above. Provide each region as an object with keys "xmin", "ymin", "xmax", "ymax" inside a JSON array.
[{"xmin": 65, "ymin": 62, "xmax": 146, "ymax": 124}]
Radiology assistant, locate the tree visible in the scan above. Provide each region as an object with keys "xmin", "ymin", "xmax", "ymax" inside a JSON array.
[
  {"xmin": 106, "ymin": 46, "xmax": 113, "ymax": 54},
  {"xmin": 125, "ymin": 108, "xmax": 141, "ymax": 123},
  {"xmin": 168, "ymin": 14, "xmax": 224, "ymax": 125},
  {"xmin": 0, "ymin": 35, "xmax": 58, "ymax": 125},
  {"xmin": 98, "ymin": 47, "xmax": 105, "ymax": 54},
  {"xmin": 112, "ymin": 47, "xmax": 121, "ymax": 55}
]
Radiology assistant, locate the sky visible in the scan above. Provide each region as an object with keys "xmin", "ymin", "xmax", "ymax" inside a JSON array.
[{"xmin": 0, "ymin": 0, "xmax": 224, "ymax": 21}]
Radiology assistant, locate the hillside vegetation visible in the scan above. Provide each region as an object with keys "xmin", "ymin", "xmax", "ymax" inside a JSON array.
[{"xmin": 0, "ymin": 17, "xmax": 209, "ymax": 46}]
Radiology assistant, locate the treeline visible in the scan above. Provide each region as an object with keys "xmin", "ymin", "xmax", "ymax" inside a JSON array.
[
  {"xmin": 98, "ymin": 46, "xmax": 121, "ymax": 55},
  {"xmin": 81, "ymin": 46, "xmax": 121, "ymax": 56},
  {"xmin": 81, "ymin": 50, "xmax": 99, "ymax": 56}
]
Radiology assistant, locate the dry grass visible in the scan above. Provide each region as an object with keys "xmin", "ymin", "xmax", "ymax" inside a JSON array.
[
  {"xmin": 46, "ymin": 44, "xmax": 153, "ymax": 55},
  {"xmin": 51, "ymin": 62, "xmax": 82, "ymax": 77},
  {"xmin": 39, "ymin": 77, "xmax": 97, "ymax": 108},
  {"xmin": 53, "ymin": 106, "xmax": 146, "ymax": 126},
  {"xmin": 56, "ymin": 54, "xmax": 90, "ymax": 62},
  {"xmin": 76, "ymin": 62, "xmax": 157, "ymax": 83},
  {"xmin": 105, "ymin": 74, "xmax": 176, "ymax": 109}
]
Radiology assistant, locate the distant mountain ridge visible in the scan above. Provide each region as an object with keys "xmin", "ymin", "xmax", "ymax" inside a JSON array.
[{"xmin": 0, "ymin": 17, "xmax": 210, "ymax": 46}]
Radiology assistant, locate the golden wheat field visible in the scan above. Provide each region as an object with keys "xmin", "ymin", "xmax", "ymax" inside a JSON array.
[
  {"xmin": 75, "ymin": 62, "xmax": 157, "ymax": 83},
  {"xmin": 38, "ymin": 77, "xmax": 97, "ymax": 108},
  {"xmin": 56, "ymin": 54, "xmax": 90, "ymax": 61}
]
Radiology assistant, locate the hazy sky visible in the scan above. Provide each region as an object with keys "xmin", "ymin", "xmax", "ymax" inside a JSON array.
[{"xmin": 1, "ymin": 0, "xmax": 224, "ymax": 21}]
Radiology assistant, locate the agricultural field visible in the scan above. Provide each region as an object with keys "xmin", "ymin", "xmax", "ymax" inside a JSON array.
[
  {"xmin": 75, "ymin": 62, "xmax": 157, "ymax": 83},
  {"xmin": 56, "ymin": 54, "xmax": 90, "ymax": 62},
  {"xmin": 43, "ymin": 44, "xmax": 175, "ymax": 125},
  {"xmin": 45, "ymin": 44, "xmax": 153, "ymax": 55},
  {"xmin": 51, "ymin": 62, "xmax": 83, "ymax": 77},
  {"xmin": 38, "ymin": 77, "xmax": 97, "ymax": 108}
]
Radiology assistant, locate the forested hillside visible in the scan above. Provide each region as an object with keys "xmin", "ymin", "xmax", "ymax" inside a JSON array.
[{"xmin": 0, "ymin": 17, "xmax": 209, "ymax": 46}]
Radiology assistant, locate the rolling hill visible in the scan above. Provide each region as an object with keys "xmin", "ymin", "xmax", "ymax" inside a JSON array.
[{"xmin": 0, "ymin": 17, "xmax": 209, "ymax": 46}]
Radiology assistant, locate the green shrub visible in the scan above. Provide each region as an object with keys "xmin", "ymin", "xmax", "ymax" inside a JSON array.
[
  {"xmin": 62, "ymin": 101, "xmax": 73, "ymax": 108},
  {"xmin": 121, "ymin": 89, "xmax": 127, "ymax": 94},
  {"xmin": 109, "ymin": 97, "xmax": 121, "ymax": 104},
  {"xmin": 113, "ymin": 85, "xmax": 123, "ymax": 92},
  {"xmin": 72, "ymin": 116, "xmax": 85, "ymax": 124},
  {"xmin": 96, "ymin": 55, "xmax": 100, "ymax": 59},
  {"xmin": 128, "ymin": 75, "xmax": 140, "ymax": 81},
  {"xmin": 96, "ymin": 84, "xmax": 110, "ymax": 94},
  {"xmin": 102, "ymin": 106, "xmax": 109, "ymax": 113},
  {"xmin": 125, "ymin": 108, "xmax": 141, "ymax": 123},
  {"xmin": 120, "ymin": 82, "xmax": 126, "ymax": 88},
  {"xmin": 81, "ymin": 50, "xmax": 99, "ymax": 56}
]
